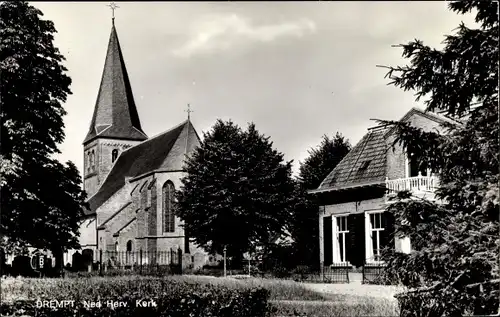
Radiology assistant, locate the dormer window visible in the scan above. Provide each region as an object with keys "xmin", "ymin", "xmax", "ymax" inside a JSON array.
[
  {"xmin": 358, "ymin": 160, "xmax": 371, "ymax": 171},
  {"xmin": 112, "ymin": 149, "xmax": 119, "ymax": 163}
]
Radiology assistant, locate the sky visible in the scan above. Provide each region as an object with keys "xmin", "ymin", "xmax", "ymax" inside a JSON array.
[{"xmin": 31, "ymin": 1, "xmax": 477, "ymax": 177}]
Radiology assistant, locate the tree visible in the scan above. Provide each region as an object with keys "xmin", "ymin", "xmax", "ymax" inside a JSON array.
[
  {"xmin": 0, "ymin": 1, "xmax": 87, "ymax": 268},
  {"xmin": 176, "ymin": 120, "xmax": 296, "ymax": 261},
  {"xmin": 291, "ymin": 133, "xmax": 351, "ymax": 268},
  {"xmin": 378, "ymin": 2, "xmax": 499, "ymax": 316},
  {"xmin": 298, "ymin": 133, "xmax": 351, "ymax": 190}
]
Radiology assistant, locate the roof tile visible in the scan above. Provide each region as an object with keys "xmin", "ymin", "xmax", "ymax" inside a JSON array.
[{"xmin": 318, "ymin": 128, "xmax": 387, "ymax": 190}]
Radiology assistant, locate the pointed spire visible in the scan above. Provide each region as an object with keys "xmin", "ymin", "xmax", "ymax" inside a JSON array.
[{"xmin": 84, "ymin": 20, "xmax": 147, "ymax": 145}]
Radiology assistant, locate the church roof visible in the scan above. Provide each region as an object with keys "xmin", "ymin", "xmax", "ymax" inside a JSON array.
[
  {"xmin": 83, "ymin": 22, "xmax": 147, "ymax": 145},
  {"xmin": 85, "ymin": 120, "xmax": 200, "ymax": 215}
]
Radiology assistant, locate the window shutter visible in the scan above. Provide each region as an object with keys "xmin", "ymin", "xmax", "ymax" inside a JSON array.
[
  {"xmin": 347, "ymin": 213, "xmax": 365, "ymax": 267},
  {"xmin": 380, "ymin": 211, "xmax": 395, "ymax": 251},
  {"xmin": 323, "ymin": 216, "xmax": 332, "ymax": 266}
]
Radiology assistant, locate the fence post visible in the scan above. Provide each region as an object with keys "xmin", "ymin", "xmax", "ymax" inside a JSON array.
[
  {"xmin": 362, "ymin": 264, "xmax": 365, "ymax": 284},
  {"xmin": 177, "ymin": 247, "xmax": 182, "ymax": 275},
  {"xmin": 140, "ymin": 249, "xmax": 143, "ymax": 275},
  {"xmin": 223, "ymin": 246, "xmax": 227, "ymax": 277},
  {"xmin": 99, "ymin": 250, "xmax": 103, "ymax": 276},
  {"xmin": 156, "ymin": 251, "xmax": 159, "ymax": 276}
]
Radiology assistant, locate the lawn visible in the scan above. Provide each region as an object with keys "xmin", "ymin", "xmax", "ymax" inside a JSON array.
[{"xmin": 1, "ymin": 275, "xmax": 401, "ymax": 316}]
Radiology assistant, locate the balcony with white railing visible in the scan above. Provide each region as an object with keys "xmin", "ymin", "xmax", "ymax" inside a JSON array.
[{"xmin": 385, "ymin": 173, "xmax": 439, "ymax": 194}]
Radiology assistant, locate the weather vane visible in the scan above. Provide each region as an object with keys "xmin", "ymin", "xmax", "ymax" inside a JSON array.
[
  {"xmin": 107, "ymin": 2, "xmax": 119, "ymax": 21},
  {"xmin": 185, "ymin": 104, "xmax": 194, "ymax": 120}
]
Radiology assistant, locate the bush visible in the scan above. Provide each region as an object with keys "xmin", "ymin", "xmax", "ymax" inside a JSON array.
[
  {"xmin": 0, "ymin": 276, "xmax": 270, "ymax": 317},
  {"xmin": 291, "ymin": 265, "xmax": 311, "ymax": 282}
]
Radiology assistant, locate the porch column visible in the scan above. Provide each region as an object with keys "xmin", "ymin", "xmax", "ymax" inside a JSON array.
[
  {"xmin": 364, "ymin": 212, "xmax": 371, "ymax": 263},
  {"xmin": 318, "ymin": 211, "xmax": 324, "ymax": 268},
  {"xmin": 331, "ymin": 216, "xmax": 338, "ymax": 263},
  {"xmin": 400, "ymin": 237, "xmax": 411, "ymax": 254}
]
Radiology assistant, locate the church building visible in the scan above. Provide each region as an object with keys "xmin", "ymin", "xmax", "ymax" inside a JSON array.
[{"xmin": 64, "ymin": 19, "xmax": 205, "ymax": 266}]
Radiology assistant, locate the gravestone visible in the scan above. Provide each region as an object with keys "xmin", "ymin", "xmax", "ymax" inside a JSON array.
[
  {"xmin": 12, "ymin": 255, "xmax": 36, "ymax": 277},
  {"xmin": 193, "ymin": 252, "xmax": 205, "ymax": 270},
  {"xmin": 82, "ymin": 249, "xmax": 94, "ymax": 272},
  {"xmin": 72, "ymin": 251, "xmax": 83, "ymax": 271},
  {"xmin": 182, "ymin": 253, "xmax": 193, "ymax": 269}
]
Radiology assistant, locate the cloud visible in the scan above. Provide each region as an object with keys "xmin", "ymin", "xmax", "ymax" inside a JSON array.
[{"xmin": 173, "ymin": 14, "xmax": 316, "ymax": 58}]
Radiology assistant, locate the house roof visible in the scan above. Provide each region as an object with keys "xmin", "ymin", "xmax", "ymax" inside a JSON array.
[
  {"xmin": 83, "ymin": 22, "xmax": 147, "ymax": 145},
  {"xmin": 316, "ymin": 127, "xmax": 388, "ymax": 191},
  {"xmin": 313, "ymin": 107, "xmax": 457, "ymax": 193},
  {"xmin": 85, "ymin": 120, "xmax": 200, "ymax": 215}
]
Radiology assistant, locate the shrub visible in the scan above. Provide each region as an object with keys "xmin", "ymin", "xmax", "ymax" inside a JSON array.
[
  {"xmin": 0, "ymin": 276, "xmax": 269, "ymax": 317},
  {"xmin": 291, "ymin": 265, "xmax": 311, "ymax": 282}
]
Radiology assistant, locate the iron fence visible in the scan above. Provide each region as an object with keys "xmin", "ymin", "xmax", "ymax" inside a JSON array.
[
  {"xmin": 300, "ymin": 263, "xmax": 351, "ymax": 283},
  {"xmin": 322, "ymin": 263, "xmax": 350, "ymax": 283},
  {"xmin": 362, "ymin": 262, "xmax": 386, "ymax": 284},
  {"xmin": 98, "ymin": 249, "xmax": 182, "ymax": 276}
]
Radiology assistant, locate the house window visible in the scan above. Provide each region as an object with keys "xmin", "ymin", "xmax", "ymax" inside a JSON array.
[
  {"xmin": 112, "ymin": 149, "xmax": 118, "ymax": 163},
  {"xmin": 162, "ymin": 181, "xmax": 175, "ymax": 233},
  {"xmin": 408, "ymin": 153, "xmax": 427, "ymax": 177},
  {"xmin": 335, "ymin": 216, "xmax": 349, "ymax": 263},
  {"xmin": 115, "ymin": 242, "xmax": 118, "ymax": 252},
  {"xmin": 368, "ymin": 212, "xmax": 385, "ymax": 262},
  {"xmin": 126, "ymin": 240, "xmax": 132, "ymax": 252}
]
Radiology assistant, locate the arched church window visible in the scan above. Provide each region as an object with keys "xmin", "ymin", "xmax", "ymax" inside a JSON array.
[
  {"xmin": 87, "ymin": 152, "xmax": 91, "ymax": 172},
  {"xmin": 91, "ymin": 150, "xmax": 95, "ymax": 171},
  {"xmin": 126, "ymin": 240, "xmax": 132, "ymax": 252},
  {"xmin": 112, "ymin": 149, "xmax": 118, "ymax": 163},
  {"xmin": 162, "ymin": 181, "xmax": 175, "ymax": 233}
]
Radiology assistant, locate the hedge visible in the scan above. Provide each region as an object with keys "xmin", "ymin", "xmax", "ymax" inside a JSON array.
[{"xmin": 0, "ymin": 276, "xmax": 269, "ymax": 317}]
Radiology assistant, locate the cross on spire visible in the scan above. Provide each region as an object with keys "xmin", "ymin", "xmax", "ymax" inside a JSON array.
[
  {"xmin": 107, "ymin": 2, "xmax": 119, "ymax": 23},
  {"xmin": 185, "ymin": 104, "xmax": 194, "ymax": 121}
]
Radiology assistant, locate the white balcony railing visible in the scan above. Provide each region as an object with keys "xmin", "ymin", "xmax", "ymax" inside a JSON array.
[{"xmin": 386, "ymin": 175, "xmax": 439, "ymax": 193}]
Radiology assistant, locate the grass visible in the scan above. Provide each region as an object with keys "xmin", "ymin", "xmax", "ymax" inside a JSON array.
[
  {"xmin": 1, "ymin": 275, "xmax": 400, "ymax": 316},
  {"xmin": 1, "ymin": 275, "xmax": 325, "ymax": 302},
  {"xmin": 268, "ymin": 297, "xmax": 399, "ymax": 317}
]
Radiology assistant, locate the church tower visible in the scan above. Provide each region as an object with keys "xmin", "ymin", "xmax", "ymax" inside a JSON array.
[{"xmin": 83, "ymin": 20, "xmax": 148, "ymax": 197}]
